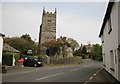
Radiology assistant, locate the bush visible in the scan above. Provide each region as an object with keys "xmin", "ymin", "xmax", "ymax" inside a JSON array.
[
  {"xmin": 14, "ymin": 54, "xmax": 20, "ymax": 61},
  {"xmin": 14, "ymin": 53, "xmax": 20, "ymax": 65},
  {"xmin": 2, "ymin": 52, "xmax": 20, "ymax": 66},
  {"xmin": 38, "ymin": 55, "xmax": 50, "ymax": 64},
  {"xmin": 81, "ymin": 54, "xmax": 86, "ymax": 59},
  {"xmin": 91, "ymin": 44, "xmax": 102, "ymax": 61}
]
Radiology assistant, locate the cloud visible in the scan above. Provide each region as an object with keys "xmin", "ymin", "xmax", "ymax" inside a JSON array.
[
  {"xmin": 2, "ymin": 3, "xmax": 42, "ymax": 41},
  {"xmin": 2, "ymin": 2, "xmax": 106, "ymax": 44},
  {"xmin": 1, "ymin": 0, "xmax": 110, "ymax": 2},
  {"xmin": 0, "ymin": 3, "xmax": 2, "ymax": 32},
  {"xmin": 57, "ymin": 13, "xmax": 101, "ymax": 44}
]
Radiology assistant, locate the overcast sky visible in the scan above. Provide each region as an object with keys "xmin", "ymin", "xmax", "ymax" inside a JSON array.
[{"xmin": 1, "ymin": 0, "xmax": 108, "ymax": 45}]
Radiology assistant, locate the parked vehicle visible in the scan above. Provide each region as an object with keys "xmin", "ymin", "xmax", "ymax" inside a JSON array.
[{"xmin": 23, "ymin": 57, "xmax": 43, "ymax": 67}]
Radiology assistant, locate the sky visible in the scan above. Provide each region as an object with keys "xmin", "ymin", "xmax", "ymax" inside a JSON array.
[{"xmin": 1, "ymin": 0, "xmax": 108, "ymax": 45}]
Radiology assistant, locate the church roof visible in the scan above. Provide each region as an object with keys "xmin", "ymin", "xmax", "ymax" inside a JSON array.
[{"xmin": 99, "ymin": 2, "xmax": 114, "ymax": 37}]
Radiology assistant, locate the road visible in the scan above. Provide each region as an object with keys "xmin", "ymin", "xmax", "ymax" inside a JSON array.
[{"xmin": 2, "ymin": 59, "xmax": 102, "ymax": 83}]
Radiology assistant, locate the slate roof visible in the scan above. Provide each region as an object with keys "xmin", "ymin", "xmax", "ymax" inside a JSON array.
[
  {"xmin": 99, "ymin": 2, "xmax": 114, "ymax": 37},
  {"xmin": 3, "ymin": 43, "xmax": 20, "ymax": 53},
  {"xmin": 0, "ymin": 33, "xmax": 5, "ymax": 37}
]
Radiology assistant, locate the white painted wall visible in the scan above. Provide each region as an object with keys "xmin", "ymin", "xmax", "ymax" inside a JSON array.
[
  {"xmin": 0, "ymin": 36, "xmax": 3, "ymax": 64},
  {"xmin": 0, "ymin": 36, "xmax": 3, "ymax": 84},
  {"xmin": 101, "ymin": 2, "xmax": 120, "ymax": 81},
  {"xmin": 118, "ymin": 1, "xmax": 120, "ymax": 81}
]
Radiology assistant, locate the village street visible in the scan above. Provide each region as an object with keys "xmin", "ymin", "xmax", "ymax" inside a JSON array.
[{"xmin": 2, "ymin": 59, "xmax": 102, "ymax": 83}]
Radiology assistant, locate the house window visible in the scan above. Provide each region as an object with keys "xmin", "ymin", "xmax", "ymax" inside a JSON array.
[
  {"xmin": 103, "ymin": 53, "xmax": 106, "ymax": 67},
  {"xmin": 101, "ymin": 34, "xmax": 104, "ymax": 43},
  {"xmin": 117, "ymin": 49, "xmax": 120, "ymax": 68},
  {"xmin": 110, "ymin": 50, "xmax": 115, "ymax": 71},
  {"xmin": 108, "ymin": 16, "xmax": 112, "ymax": 34},
  {"xmin": 114, "ymin": 49, "xmax": 117, "ymax": 64}
]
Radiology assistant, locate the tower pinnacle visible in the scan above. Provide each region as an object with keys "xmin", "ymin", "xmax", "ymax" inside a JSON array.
[
  {"xmin": 54, "ymin": 8, "xmax": 57, "ymax": 14},
  {"xmin": 43, "ymin": 7, "xmax": 46, "ymax": 14}
]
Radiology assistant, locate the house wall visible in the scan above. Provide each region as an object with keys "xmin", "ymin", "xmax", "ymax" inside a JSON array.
[
  {"xmin": 0, "ymin": 36, "xmax": 2, "ymax": 84},
  {"xmin": 118, "ymin": 1, "xmax": 120, "ymax": 81},
  {"xmin": 101, "ymin": 2, "xmax": 119, "ymax": 81},
  {"xmin": 0, "ymin": 36, "xmax": 3, "ymax": 65}
]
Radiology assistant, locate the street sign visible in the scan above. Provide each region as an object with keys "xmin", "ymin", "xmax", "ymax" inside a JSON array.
[{"xmin": 27, "ymin": 49, "xmax": 32, "ymax": 55}]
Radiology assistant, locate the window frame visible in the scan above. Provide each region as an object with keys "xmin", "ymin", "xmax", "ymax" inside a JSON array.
[{"xmin": 108, "ymin": 15, "xmax": 112, "ymax": 34}]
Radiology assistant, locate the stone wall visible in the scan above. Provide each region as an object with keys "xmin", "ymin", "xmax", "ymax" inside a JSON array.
[
  {"xmin": 40, "ymin": 9, "xmax": 56, "ymax": 44},
  {"xmin": 50, "ymin": 57, "xmax": 82, "ymax": 64}
]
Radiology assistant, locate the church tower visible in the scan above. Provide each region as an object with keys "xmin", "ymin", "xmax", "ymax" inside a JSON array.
[{"xmin": 38, "ymin": 7, "xmax": 56, "ymax": 55}]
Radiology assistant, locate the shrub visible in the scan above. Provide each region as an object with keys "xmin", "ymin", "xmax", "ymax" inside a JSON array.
[
  {"xmin": 81, "ymin": 54, "xmax": 86, "ymax": 59},
  {"xmin": 2, "ymin": 52, "xmax": 20, "ymax": 66},
  {"xmin": 38, "ymin": 55, "xmax": 50, "ymax": 64}
]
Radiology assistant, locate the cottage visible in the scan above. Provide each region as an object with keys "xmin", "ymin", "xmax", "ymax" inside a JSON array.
[
  {"xmin": 3, "ymin": 43, "xmax": 20, "ymax": 66},
  {"xmin": 99, "ymin": 2, "xmax": 120, "ymax": 81}
]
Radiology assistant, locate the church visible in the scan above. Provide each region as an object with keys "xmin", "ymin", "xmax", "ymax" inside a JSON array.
[{"xmin": 38, "ymin": 7, "xmax": 56, "ymax": 55}]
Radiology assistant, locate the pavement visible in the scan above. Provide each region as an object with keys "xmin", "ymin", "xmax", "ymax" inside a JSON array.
[
  {"xmin": 2, "ymin": 59, "xmax": 120, "ymax": 84},
  {"xmin": 84, "ymin": 68, "xmax": 119, "ymax": 84}
]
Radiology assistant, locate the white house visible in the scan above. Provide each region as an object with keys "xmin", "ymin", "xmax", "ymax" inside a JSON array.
[
  {"xmin": 99, "ymin": 2, "xmax": 120, "ymax": 81},
  {"xmin": 0, "ymin": 33, "xmax": 5, "ymax": 65}
]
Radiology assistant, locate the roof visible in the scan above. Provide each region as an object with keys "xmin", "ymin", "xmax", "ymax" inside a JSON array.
[
  {"xmin": 99, "ymin": 2, "xmax": 114, "ymax": 37},
  {"xmin": 0, "ymin": 33, "xmax": 5, "ymax": 37},
  {"xmin": 3, "ymin": 43, "xmax": 20, "ymax": 53}
]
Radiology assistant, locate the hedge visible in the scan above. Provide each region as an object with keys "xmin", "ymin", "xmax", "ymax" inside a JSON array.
[{"xmin": 2, "ymin": 52, "xmax": 20, "ymax": 66}]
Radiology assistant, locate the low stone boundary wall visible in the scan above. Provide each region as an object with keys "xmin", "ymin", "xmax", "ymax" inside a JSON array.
[{"xmin": 50, "ymin": 57, "xmax": 82, "ymax": 64}]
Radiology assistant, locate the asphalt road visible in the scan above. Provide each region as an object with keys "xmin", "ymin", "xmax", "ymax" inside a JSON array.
[{"xmin": 2, "ymin": 59, "xmax": 102, "ymax": 83}]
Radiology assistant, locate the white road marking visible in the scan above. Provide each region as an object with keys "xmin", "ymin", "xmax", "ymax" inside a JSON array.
[
  {"xmin": 36, "ymin": 72, "xmax": 64, "ymax": 80},
  {"xmin": 70, "ymin": 68, "xmax": 80, "ymax": 71},
  {"xmin": 19, "ymin": 71, "xmax": 31, "ymax": 74},
  {"xmin": 84, "ymin": 68, "xmax": 102, "ymax": 84},
  {"xmin": 96, "ymin": 71, "xmax": 99, "ymax": 74},
  {"xmin": 94, "ymin": 73, "xmax": 96, "ymax": 76},
  {"xmin": 84, "ymin": 81, "xmax": 87, "ymax": 84}
]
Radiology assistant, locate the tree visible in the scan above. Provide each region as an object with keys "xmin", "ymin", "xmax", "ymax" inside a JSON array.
[
  {"xmin": 4, "ymin": 34, "xmax": 37, "ymax": 55},
  {"xmin": 91, "ymin": 44, "xmax": 102, "ymax": 61},
  {"xmin": 21, "ymin": 34, "xmax": 34, "ymax": 44},
  {"xmin": 82, "ymin": 46, "xmax": 87, "ymax": 54},
  {"xmin": 73, "ymin": 48, "xmax": 82, "ymax": 56},
  {"xmin": 67, "ymin": 38, "xmax": 79, "ymax": 52},
  {"xmin": 80, "ymin": 46, "xmax": 87, "ymax": 59},
  {"xmin": 42, "ymin": 39, "xmax": 58, "ymax": 56},
  {"xmin": 42, "ymin": 36, "xmax": 72, "ymax": 58}
]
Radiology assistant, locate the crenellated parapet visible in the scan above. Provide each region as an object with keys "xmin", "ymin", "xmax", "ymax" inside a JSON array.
[{"xmin": 42, "ymin": 7, "xmax": 56, "ymax": 18}]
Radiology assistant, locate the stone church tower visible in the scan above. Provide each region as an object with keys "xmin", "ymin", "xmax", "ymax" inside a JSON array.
[{"xmin": 38, "ymin": 7, "xmax": 56, "ymax": 55}]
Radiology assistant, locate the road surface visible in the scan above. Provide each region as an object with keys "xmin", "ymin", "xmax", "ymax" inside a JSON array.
[{"xmin": 2, "ymin": 59, "xmax": 102, "ymax": 83}]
